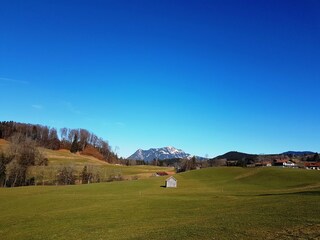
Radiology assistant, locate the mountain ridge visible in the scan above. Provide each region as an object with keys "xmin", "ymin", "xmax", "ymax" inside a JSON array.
[
  {"xmin": 282, "ymin": 151, "xmax": 315, "ymax": 156},
  {"xmin": 128, "ymin": 146, "xmax": 204, "ymax": 162}
]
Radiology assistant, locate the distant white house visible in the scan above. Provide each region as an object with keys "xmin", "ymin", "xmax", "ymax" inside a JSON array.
[
  {"xmin": 165, "ymin": 176, "xmax": 177, "ymax": 188},
  {"xmin": 283, "ymin": 161, "xmax": 298, "ymax": 168}
]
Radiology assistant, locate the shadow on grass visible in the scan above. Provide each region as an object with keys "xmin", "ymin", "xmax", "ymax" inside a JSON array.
[
  {"xmin": 160, "ymin": 185, "xmax": 166, "ymax": 188},
  {"xmin": 257, "ymin": 191, "xmax": 320, "ymax": 197}
]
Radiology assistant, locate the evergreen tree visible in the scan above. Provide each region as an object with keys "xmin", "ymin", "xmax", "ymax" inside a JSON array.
[
  {"xmin": 81, "ymin": 166, "xmax": 89, "ymax": 184},
  {"xmin": 31, "ymin": 126, "xmax": 38, "ymax": 140},
  {"xmin": 70, "ymin": 134, "xmax": 79, "ymax": 153},
  {"xmin": 191, "ymin": 156, "xmax": 197, "ymax": 170}
]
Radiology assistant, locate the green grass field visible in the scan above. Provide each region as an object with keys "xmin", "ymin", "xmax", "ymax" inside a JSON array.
[{"xmin": 0, "ymin": 167, "xmax": 319, "ymax": 239}]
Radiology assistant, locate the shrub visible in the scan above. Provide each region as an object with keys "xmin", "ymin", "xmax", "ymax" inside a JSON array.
[{"xmin": 57, "ymin": 166, "xmax": 76, "ymax": 185}]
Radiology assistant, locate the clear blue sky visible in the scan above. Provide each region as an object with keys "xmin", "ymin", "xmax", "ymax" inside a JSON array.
[{"xmin": 1, "ymin": 0, "xmax": 319, "ymax": 158}]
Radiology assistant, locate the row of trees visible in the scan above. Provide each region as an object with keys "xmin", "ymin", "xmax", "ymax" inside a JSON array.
[
  {"xmin": 124, "ymin": 156, "xmax": 205, "ymax": 172},
  {"xmin": 54, "ymin": 165, "xmax": 123, "ymax": 185},
  {"xmin": 0, "ymin": 121, "xmax": 60, "ymax": 150},
  {"xmin": 305, "ymin": 153, "xmax": 320, "ymax": 162},
  {"xmin": 0, "ymin": 121, "xmax": 119, "ymax": 163},
  {"xmin": 29, "ymin": 165, "xmax": 124, "ymax": 186}
]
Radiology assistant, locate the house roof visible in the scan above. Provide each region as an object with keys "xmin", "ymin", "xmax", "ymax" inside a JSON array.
[
  {"xmin": 305, "ymin": 162, "xmax": 320, "ymax": 167},
  {"xmin": 156, "ymin": 172, "xmax": 168, "ymax": 176},
  {"xmin": 166, "ymin": 176, "xmax": 177, "ymax": 181}
]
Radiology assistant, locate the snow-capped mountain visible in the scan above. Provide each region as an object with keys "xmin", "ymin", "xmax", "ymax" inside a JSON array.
[{"xmin": 128, "ymin": 146, "xmax": 200, "ymax": 161}]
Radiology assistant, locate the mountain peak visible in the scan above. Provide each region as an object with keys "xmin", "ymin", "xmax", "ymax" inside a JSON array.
[
  {"xmin": 128, "ymin": 146, "xmax": 192, "ymax": 161},
  {"xmin": 166, "ymin": 146, "xmax": 176, "ymax": 149},
  {"xmin": 164, "ymin": 146, "xmax": 181, "ymax": 154}
]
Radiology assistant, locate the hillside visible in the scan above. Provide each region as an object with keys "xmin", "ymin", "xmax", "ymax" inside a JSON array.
[
  {"xmin": 0, "ymin": 167, "xmax": 319, "ymax": 239},
  {"xmin": 213, "ymin": 151, "xmax": 257, "ymax": 160},
  {"xmin": 42, "ymin": 147, "xmax": 173, "ymax": 180},
  {"xmin": 282, "ymin": 151, "xmax": 315, "ymax": 156},
  {"xmin": 0, "ymin": 139, "xmax": 174, "ymax": 183},
  {"xmin": 0, "ymin": 121, "xmax": 119, "ymax": 163}
]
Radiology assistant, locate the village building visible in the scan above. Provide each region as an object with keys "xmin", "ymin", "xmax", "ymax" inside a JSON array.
[
  {"xmin": 273, "ymin": 159, "xmax": 288, "ymax": 166},
  {"xmin": 305, "ymin": 162, "xmax": 320, "ymax": 170},
  {"xmin": 283, "ymin": 161, "xmax": 298, "ymax": 168},
  {"xmin": 165, "ymin": 176, "xmax": 177, "ymax": 188},
  {"xmin": 273, "ymin": 159, "xmax": 297, "ymax": 168}
]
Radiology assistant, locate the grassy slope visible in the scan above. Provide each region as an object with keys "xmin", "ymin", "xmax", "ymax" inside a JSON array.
[
  {"xmin": 42, "ymin": 148, "xmax": 173, "ymax": 178},
  {"xmin": 0, "ymin": 167, "xmax": 319, "ymax": 239},
  {"xmin": 0, "ymin": 139, "xmax": 174, "ymax": 180}
]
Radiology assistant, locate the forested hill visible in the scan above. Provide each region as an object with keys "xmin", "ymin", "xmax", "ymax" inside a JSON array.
[
  {"xmin": 0, "ymin": 121, "xmax": 119, "ymax": 163},
  {"xmin": 214, "ymin": 151, "xmax": 258, "ymax": 161}
]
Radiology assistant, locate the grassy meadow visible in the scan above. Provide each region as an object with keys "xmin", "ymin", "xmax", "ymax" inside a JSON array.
[
  {"xmin": 36, "ymin": 147, "xmax": 174, "ymax": 181},
  {"xmin": 0, "ymin": 139, "xmax": 174, "ymax": 183},
  {"xmin": 0, "ymin": 167, "xmax": 319, "ymax": 239}
]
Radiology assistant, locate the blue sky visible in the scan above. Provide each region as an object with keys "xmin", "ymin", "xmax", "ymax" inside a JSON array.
[{"xmin": 1, "ymin": 0, "xmax": 319, "ymax": 158}]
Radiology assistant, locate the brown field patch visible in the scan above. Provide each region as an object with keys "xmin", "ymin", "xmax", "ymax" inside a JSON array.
[
  {"xmin": 264, "ymin": 224, "xmax": 320, "ymax": 240},
  {"xmin": 80, "ymin": 145, "xmax": 105, "ymax": 160},
  {"xmin": 57, "ymin": 149, "xmax": 70, "ymax": 152},
  {"xmin": 0, "ymin": 139, "xmax": 9, "ymax": 145}
]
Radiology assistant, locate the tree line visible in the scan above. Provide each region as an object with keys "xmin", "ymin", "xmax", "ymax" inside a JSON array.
[
  {"xmin": 124, "ymin": 156, "xmax": 206, "ymax": 172},
  {"xmin": 0, "ymin": 121, "xmax": 121, "ymax": 187},
  {"xmin": 0, "ymin": 121, "xmax": 119, "ymax": 163}
]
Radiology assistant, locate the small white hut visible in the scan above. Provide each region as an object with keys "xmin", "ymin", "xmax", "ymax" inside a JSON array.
[{"xmin": 165, "ymin": 176, "xmax": 177, "ymax": 188}]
